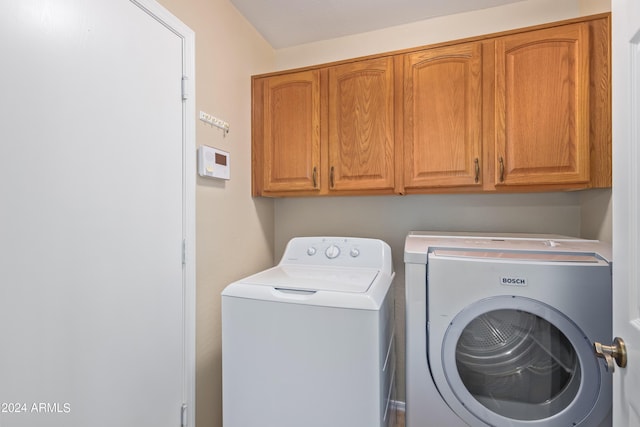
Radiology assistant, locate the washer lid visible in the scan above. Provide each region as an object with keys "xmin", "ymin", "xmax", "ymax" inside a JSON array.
[{"xmin": 238, "ymin": 265, "xmax": 379, "ymax": 293}]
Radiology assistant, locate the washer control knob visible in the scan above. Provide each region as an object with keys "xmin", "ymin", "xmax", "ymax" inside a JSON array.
[
  {"xmin": 325, "ymin": 244, "xmax": 341, "ymax": 259},
  {"xmin": 350, "ymin": 248, "xmax": 360, "ymax": 258},
  {"xmin": 306, "ymin": 247, "xmax": 317, "ymax": 256}
]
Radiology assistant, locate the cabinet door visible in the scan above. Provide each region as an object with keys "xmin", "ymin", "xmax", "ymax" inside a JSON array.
[
  {"xmin": 403, "ymin": 42, "xmax": 483, "ymax": 189},
  {"xmin": 328, "ymin": 57, "xmax": 395, "ymax": 192},
  {"xmin": 261, "ymin": 70, "xmax": 321, "ymax": 193},
  {"xmin": 495, "ymin": 23, "xmax": 590, "ymax": 186}
]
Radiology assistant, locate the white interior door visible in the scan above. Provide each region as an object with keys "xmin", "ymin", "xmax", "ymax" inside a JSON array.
[
  {"xmin": 0, "ymin": 1, "xmax": 195, "ymax": 426},
  {"xmin": 612, "ymin": 0, "xmax": 640, "ymax": 425}
]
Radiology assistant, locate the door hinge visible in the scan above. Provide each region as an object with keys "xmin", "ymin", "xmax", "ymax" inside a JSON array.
[
  {"xmin": 182, "ymin": 239, "xmax": 186, "ymax": 266},
  {"xmin": 181, "ymin": 76, "xmax": 189, "ymax": 100},
  {"xmin": 181, "ymin": 403, "xmax": 188, "ymax": 427}
]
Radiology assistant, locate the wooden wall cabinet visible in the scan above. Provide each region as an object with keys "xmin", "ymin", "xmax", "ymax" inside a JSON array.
[
  {"xmin": 252, "ymin": 14, "xmax": 611, "ymax": 197},
  {"xmin": 490, "ymin": 17, "xmax": 611, "ymax": 191},
  {"xmin": 494, "ymin": 23, "xmax": 590, "ymax": 187},
  {"xmin": 403, "ymin": 17, "xmax": 610, "ymax": 194},
  {"xmin": 253, "ymin": 57, "xmax": 397, "ymax": 196},
  {"xmin": 327, "ymin": 57, "xmax": 396, "ymax": 193},
  {"xmin": 403, "ymin": 42, "xmax": 484, "ymax": 191},
  {"xmin": 253, "ymin": 70, "xmax": 320, "ymax": 195}
]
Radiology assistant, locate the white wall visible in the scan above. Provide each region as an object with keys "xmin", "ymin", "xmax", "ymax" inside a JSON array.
[{"xmin": 271, "ymin": 0, "xmax": 612, "ymax": 403}]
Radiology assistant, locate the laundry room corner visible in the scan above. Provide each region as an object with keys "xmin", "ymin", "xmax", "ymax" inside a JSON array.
[
  {"xmin": 274, "ymin": 191, "xmax": 591, "ymax": 405},
  {"xmin": 154, "ymin": 0, "xmax": 614, "ymax": 425}
]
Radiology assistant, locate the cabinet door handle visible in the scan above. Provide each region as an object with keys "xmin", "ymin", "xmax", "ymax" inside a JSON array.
[
  {"xmin": 474, "ymin": 158, "xmax": 480, "ymax": 183},
  {"xmin": 330, "ymin": 166, "xmax": 335, "ymax": 188},
  {"xmin": 312, "ymin": 166, "xmax": 317, "ymax": 188},
  {"xmin": 499, "ymin": 157, "xmax": 505, "ymax": 182}
]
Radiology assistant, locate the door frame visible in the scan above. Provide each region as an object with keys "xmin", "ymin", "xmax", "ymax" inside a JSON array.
[{"xmin": 130, "ymin": 0, "xmax": 196, "ymax": 423}]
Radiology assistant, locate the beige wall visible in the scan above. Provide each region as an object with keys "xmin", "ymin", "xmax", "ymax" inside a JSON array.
[
  {"xmin": 272, "ymin": 0, "xmax": 612, "ymax": 405},
  {"xmin": 155, "ymin": 0, "xmax": 275, "ymax": 426},
  {"xmin": 580, "ymin": 190, "xmax": 613, "ymax": 242},
  {"xmin": 154, "ymin": 0, "xmax": 612, "ymax": 425},
  {"xmin": 274, "ymin": 0, "xmax": 610, "ymax": 70}
]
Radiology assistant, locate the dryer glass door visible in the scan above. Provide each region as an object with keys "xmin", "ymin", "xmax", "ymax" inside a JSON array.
[
  {"xmin": 440, "ymin": 296, "xmax": 602, "ymax": 427},
  {"xmin": 455, "ymin": 308, "xmax": 580, "ymax": 420}
]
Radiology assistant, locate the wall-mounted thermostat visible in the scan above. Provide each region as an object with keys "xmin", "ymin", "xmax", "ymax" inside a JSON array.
[{"xmin": 198, "ymin": 146, "xmax": 230, "ymax": 180}]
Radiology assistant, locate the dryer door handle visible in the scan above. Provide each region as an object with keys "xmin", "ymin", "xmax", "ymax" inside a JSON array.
[{"xmin": 594, "ymin": 337, "xmax": 627, "ymax": 372}]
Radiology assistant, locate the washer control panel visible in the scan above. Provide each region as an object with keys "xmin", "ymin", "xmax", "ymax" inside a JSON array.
[{"xmin": 280, "ymin": 236, "xmax": 392, "ymax": 273}]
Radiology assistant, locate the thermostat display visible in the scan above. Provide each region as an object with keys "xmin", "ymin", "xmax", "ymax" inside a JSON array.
[
  {"xmin": 215, "ymin": 152, "xmax": 227, "ymax": 166},
  {"xmin": 198, "ymin": 146, "xmax": 230, "ymax": 180}
]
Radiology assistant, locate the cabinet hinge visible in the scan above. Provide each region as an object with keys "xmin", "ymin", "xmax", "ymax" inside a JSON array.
[
  {"xmin": 182, "ymin": 239, "xmax": 186, "ymax": 266},
  {"xmin": 181, "ymin": 403, "xmax": 188, "ymax": 427},
  {"xmin": 181, "ymin": 76, "xmax": 189, "ymax": 100}
]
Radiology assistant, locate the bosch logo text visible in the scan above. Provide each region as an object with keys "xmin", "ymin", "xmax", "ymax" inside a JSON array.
[{"xmin": 500, "ymin": 277, "xmax": 528, "ymax": 286}]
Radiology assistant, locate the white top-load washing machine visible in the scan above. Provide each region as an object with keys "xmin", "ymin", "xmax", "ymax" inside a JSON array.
[
  {"xmin": 222, "ymin": 236, "xmax": 396, "ymax": 427},
  {"xmin": 405, "ymin": 232, "xmax": 612, "ymax": 427}
]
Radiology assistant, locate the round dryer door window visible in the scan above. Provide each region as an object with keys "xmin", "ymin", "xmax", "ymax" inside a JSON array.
[{"xmin": 441, "ymin": 296, "xmax": 601, "ymax": 426}]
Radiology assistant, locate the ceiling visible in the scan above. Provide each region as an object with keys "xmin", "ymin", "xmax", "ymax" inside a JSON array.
[{"xmin": 230, "ymin": 0, "xmax": 526, "ymax": 48}]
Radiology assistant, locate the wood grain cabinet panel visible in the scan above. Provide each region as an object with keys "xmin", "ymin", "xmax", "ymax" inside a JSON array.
[
  {"xmin": 328, "ymin": 57, "xmax": 395, "ymax": 192},
  {"xmin": 403, "ymin": 42, "xmax": 483, "ymax": 190},
  {"xmin": 494, "ymin": 23, "xmax": 591, "ymax": 186},
  {"xmin": 256, "ymin": 70, "xmax": 320, "ymax": 194}
]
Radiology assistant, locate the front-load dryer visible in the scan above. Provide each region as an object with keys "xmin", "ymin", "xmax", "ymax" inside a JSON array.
[
  {"xmin": 222, "ymin": 236, "xmax": 396, "ymax": 427},
  {"xmin": 404, "ymin": 232, "xmax": 612, "ymax": 427}
]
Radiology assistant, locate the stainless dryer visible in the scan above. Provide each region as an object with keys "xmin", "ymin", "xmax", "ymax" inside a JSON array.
[{"xmin": 404, "ymin": 232, "xmax": 612, "ymax": 427}]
